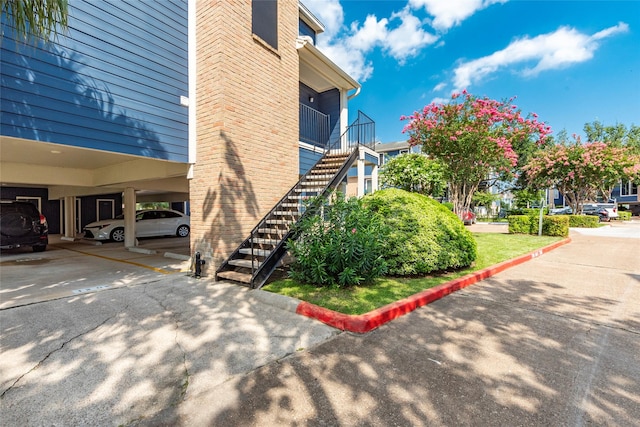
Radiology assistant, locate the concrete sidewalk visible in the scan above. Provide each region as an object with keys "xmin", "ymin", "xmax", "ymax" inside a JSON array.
[
  {"xmin": 176, "ymin": 231, "xmax": 639, "ymax": 426},
  {"xmin": 1, "ymin": 227, "xmax": 638, "ymax": 425},
  {"xmin": 0, "ymin": 279, "xmax": 339, "ymax": 426}
]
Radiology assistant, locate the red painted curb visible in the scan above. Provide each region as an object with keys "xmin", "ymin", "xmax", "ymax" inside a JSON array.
[{"xmin": 296, "ymin": 237, "xmax": 571, "ymax": 333}]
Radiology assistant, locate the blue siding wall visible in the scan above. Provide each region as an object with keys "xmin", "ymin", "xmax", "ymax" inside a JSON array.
[
  {"xmin": 299, "ymin": 147, "xmax": 323, "ymax": 175},
  {"xmin": 319, "ymin": 89, "xmax": 340, "ymax": 144},
  {"xmin": 299, "ymin": 19, "xmax": 316, "ymax": 44},
  {"xmin": 1, "ymin": 0, "xmax": 189, "ymax": 162},
  {"xmin": 299, "ymin": 83, "xmax": 340, "ymax": 146}
]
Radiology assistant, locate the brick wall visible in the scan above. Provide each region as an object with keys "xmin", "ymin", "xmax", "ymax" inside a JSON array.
[{"xmin": 191, "ymin": 0, "xmax": 300, "ymax": 270}]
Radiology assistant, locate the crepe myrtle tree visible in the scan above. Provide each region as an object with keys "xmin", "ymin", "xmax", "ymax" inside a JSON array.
[
  {"xmin": 523, "ymin": 137, "xmax": 639, "ymax": 214},
  {"xmin": 402, "ymin": 90, "xmax": 551, "ymax": 216}
]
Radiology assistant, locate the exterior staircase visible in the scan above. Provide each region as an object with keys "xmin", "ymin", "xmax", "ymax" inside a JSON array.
[{"xmin": 215, "ymin": 148, "xmax": 358, "ymax": 289}]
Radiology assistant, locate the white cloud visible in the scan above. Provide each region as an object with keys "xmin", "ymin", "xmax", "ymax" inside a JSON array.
[
  {"xmin": 384, "ymin": 7, "xmax": 438, "ymax": 63},
  {"xmin": 450, "ymin": 22, "xmax": 629, "ymax": 92},
  {"xmin": 409, "ymin": 0, "xmax": 507, "ymax": 32},
  {"xmin": 318, "ymin": 43, "xmax": 374, "ymax": 82},
  {"xmin": 301, "ymin": 0, "xmax": 344, "ymax": 38},
  {"xmin": 304, "ymin": 2, "xmax": 438, "ymax": 81}
]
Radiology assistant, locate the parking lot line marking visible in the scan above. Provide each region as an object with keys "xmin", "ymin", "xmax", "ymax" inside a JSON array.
[{"xmin": 52, "ymin": 245, "xmax": 175, "ymax": 274}]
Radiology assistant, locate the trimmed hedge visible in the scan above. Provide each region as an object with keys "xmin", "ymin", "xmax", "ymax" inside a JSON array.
[
  {"xmin": 618, "ymin": 211, "xmax": 632, "ymax": 221},
  {"xmin": 566, "ymin": 215, "xmax": 599, "ymax": 228},
  {"xmin": 542, "ymin": 215, "xmax": 569, "ymax": 237},
  {"xmin": 508, "ymin": 215, "xmax": 532, "ymax": 234},
  {"xmin": 363, "ymin": 189, "xmax": 477, "ymax": 276},
  {"xmin": 508, "ymin": 215, "xmax": 569, "ymax": 237}
]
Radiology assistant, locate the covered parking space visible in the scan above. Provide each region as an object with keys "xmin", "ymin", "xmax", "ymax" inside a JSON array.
[
  {"xmin": 0, "ymin": 136, "xmax": 191, "ymax": 249},
  {"xmin": 0, "ymin": 234, "xmax": 192, "ymax": 309}
]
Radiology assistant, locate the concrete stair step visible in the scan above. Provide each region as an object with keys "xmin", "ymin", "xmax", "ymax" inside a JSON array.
[
  {"xmin": 265, "ymin": 219, "xmax": 293, "ymax": 225},
  {"xmin": 306, "ymin": 174, "xmax": 334, "ymax": 180},
  {"xmin": 257, "ymin": 227, "xmax": 283, "ymax": 234},
  {"xmin": 294, "ymin": 188, "xmax": 322, "ymax": 193},
  {"xmin": 228, "ymin": 259, "xmax": 262, "ymax": 269},
  {"xmin": 239, "ymin": 248, "xmax": 271, "ymax": 257},
  {"xmin": 217, "ymin": 270, "xmax": 252, "ymax": 284},
  {"xmin": 251, "ymin": 238, "xmax": 280, "ymax": 245},
  {"xmin": 272, "ymin": 212, "xmax": 299, "ymax": 217}
]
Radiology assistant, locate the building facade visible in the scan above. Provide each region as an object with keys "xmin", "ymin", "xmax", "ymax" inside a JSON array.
[{"xmin": 1, "ymin": 1, "xmax": 371, "ymax": 270}]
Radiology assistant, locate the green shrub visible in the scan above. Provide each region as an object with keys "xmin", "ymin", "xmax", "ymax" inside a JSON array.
[
  {"xmin": 287, "ymin": 194, "xmax": 388, "ymax": 287},
  {"xmin": 567, "ymin": 215, "xmax": 599, "ymax": 228},
  {"xmin": 618, "ymin": 211, "xmax": 631, "ymax": 221},
  {"xmin": 363, "ymin": 189, "xmax": 477, "ymax": 276},
  {"xmin": 442, "ymin": 202, "xmax": 454, "ymax": 211},
  {"xmin": 542, "ymin": 216, "xmax": 569, "ymax": 237},
  {"xmin": 508, "ymin": 215, "xmax": 531, "ymax": 234}
]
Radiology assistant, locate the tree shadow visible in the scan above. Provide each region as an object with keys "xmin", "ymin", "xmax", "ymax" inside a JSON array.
[
  {"xmin": 0, "ymin": 279, "xmax": 336, "ymax": 426},
  {"xmin": 194, "ymin": 131, "xmax": 260, "ymax": 271},
  {"xmin": 2, "ymin": 30, "xmax": 177, "ymax": 160},
  {"xmin": 207, "ymin": 272, "xmax": 640, "ymax": 425}
]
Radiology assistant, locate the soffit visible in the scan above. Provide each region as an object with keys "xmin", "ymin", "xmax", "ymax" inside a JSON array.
[{"xmin": 297, "ymin": 38, "xmax": 359, "ymax": 93}]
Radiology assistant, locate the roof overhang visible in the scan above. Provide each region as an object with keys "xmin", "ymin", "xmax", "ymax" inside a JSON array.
[
  {"xmin": 299, "ymin": 1, "xmax": 324, "ymax": 34},
  {"xmin": 297, "ymin": 37, "xmax": 360, "ymax": 94}
]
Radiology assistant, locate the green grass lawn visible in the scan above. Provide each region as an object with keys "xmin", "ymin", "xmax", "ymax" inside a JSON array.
[{"xmin": 263, "ymin": 233, "xmax": 563, "ymax": 315}]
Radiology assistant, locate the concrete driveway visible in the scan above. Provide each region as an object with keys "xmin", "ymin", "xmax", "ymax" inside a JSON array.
[
  {"xmin": 1, "ymin": 224, "xmax": 638, "ymax": 425},
  {"xmin": 0, "ymin": 235, "xmax": 191, "ymax": 309}
]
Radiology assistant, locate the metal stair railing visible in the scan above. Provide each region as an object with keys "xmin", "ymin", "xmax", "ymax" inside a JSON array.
[{"xmin": 216, "ymin": 112, "xmax": 376, "ymax": 289}]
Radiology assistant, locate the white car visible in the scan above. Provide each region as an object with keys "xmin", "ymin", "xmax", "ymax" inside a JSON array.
[{"xmin": 83, "ymin": 209, "xmax": 190, "ymax": 242}]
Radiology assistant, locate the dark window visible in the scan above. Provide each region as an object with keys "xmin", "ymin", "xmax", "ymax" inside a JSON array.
[{"xmin": 252, "ymin": 0, "xmax": 278, "ymax": 49}]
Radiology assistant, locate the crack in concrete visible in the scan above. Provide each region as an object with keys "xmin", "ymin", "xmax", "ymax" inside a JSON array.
[
  {"xmin": 141, "ymin": 285, "xmax": 191, "ymax": 407},
  {"xmin": 0, "ymin": 308, "xmax": 125, "ymax": 399}
]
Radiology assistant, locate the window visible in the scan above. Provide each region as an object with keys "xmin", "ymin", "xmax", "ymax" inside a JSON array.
[
  {"xmin": 252, "ymin": 0, "xmax": 278, "ymax": 49},
  {"xmin": 621, "ymin": 179, "xmax": 638, "ymax": 196},
  {"xmin": 399, "ymin": 149, "xmax": 409, "ymax": 154},
  {"xmin": 365, "ymin": 179, "xmax": 373, "ymax": 195}
]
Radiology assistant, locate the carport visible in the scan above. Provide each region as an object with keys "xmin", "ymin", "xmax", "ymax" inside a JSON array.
[{"xmin": 0, "ymin": 136, "xmax": 190, "ymax": 249}]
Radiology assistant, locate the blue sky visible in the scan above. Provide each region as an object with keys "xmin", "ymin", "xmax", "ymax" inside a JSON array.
[{"xmin": 303, "ymin": 0, "xmax": 640, "ymax": 144}]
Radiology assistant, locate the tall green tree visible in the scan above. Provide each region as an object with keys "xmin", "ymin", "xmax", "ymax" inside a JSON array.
[
  {"xmin": 379, "ymin": 153, "xmax": 447, "ymax": 197},
  {"xmin": 584, "ymin": 120, "xmax": 640, "ymax": 153},
  {"xmin": 1, "ymin": 0, "xmax": 68, "ymax": 40}
]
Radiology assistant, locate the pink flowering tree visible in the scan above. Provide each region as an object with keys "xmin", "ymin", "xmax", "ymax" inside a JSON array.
[
  {"xmin": 523, "ymin": 137, "xmax": 638, "ymax": 214},
  {"xmin": 402, "ymin": 91, "xmax": 551, "ymax": 216}
]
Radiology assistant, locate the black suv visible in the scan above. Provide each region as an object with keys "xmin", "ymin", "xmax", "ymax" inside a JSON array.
[{"xmin": 0, "ymin": 201, "xmax": 49, "ymax": 252}]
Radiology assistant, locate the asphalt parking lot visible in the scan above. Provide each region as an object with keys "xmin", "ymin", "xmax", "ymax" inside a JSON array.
[{"xmin": 0, "ymin": 235, "xmax": 192, "ymax": 309}]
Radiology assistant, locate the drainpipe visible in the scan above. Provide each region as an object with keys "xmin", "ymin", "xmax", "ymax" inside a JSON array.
[{"xmin": 347, "ymin": 86, "xmax": 361, "ymax": 100}]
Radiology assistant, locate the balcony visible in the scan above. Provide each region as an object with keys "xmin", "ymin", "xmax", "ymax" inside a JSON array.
[{"xmin": 299, "ymin": 103, "xmax": 330, "ymax": 148}]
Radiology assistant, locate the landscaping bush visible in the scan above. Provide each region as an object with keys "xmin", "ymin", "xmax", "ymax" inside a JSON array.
[
  {"xmin": 508, "ymin": 215, "xmax": 531, "ymax": 234},
  {"xmin": 618, "ymin": 211, "xmax": 631, "ymax": 221},
  {"xmin": 287, "ymin": 194, "xmax": 388, "ymax": 287},
  {"xmin": 363, "ymin": 189, "xmax": 477, "ymax": 276},
  {"xmin": 567, "ymin": 215, "xmax": 599, "ymax": 228},
  {"xmin": 542, "ymin": 215, "xmax": 569, "ymax": 237},
  {"xmin": 442, "ymin": 202, "xmax": 454, "ymax": 211}
]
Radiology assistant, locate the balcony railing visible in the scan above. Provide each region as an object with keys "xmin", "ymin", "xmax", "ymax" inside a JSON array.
[
  {"xmin": 299, "ymin": 103, "xmax": 330, "ymax": 148},
  {"xmin": 341, "ymin": 110, "xmax": 376, "ymax": 150}
]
